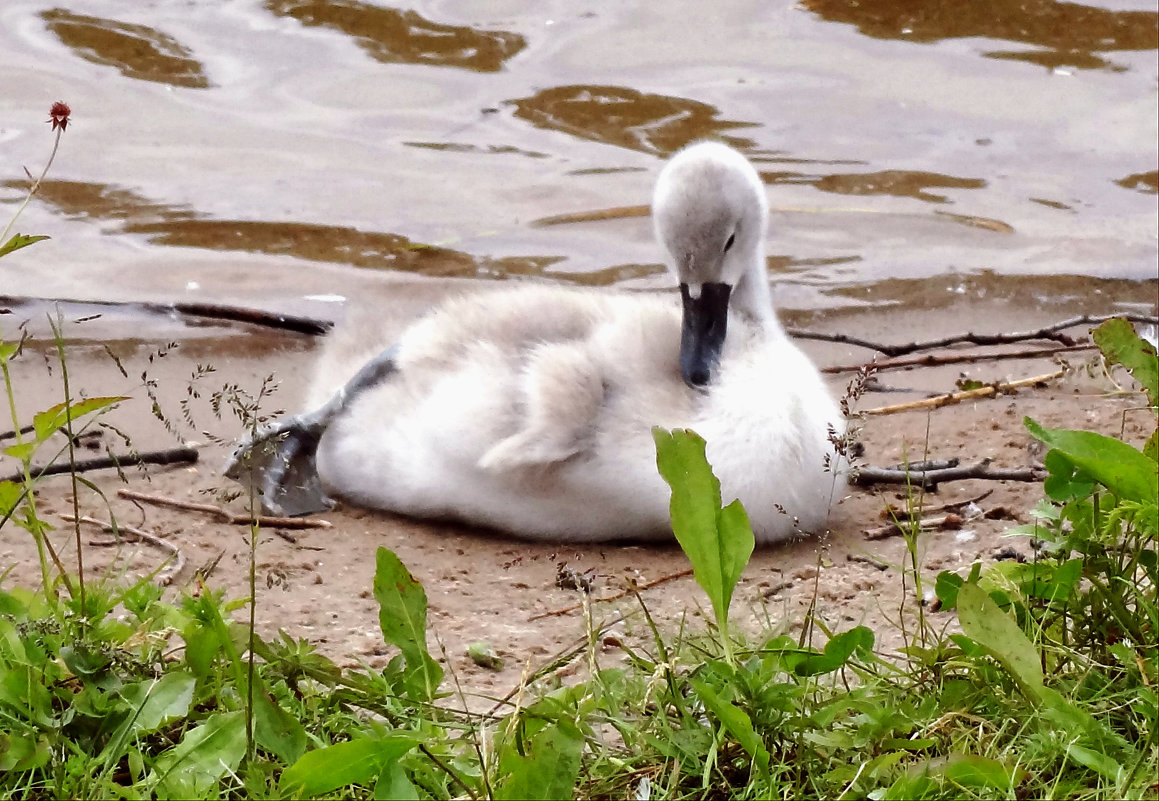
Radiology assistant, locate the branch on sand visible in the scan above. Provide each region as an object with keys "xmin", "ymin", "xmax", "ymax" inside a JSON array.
[
  {"xmin": 63, "ymin": 513, "xmax": 185, "ymax": 586},
  {"xmin": 851, "ymin": 459, "xmax": 1046, "ymax": 491},
  {"xmin": 794, "ymin": 313, "xmax": 1159, "ymax": 358},
  {"xmin": 859, "ymin": 370, "xmax": 1064, "ymax": 416},
  {"xmin": 821, "ymin": 342, "xmax": 1096, "ymax": 374},
  {"xmin": 0, "ymin": 446, "xmax": 199, "ymax": 484},
  {"xmin": 116, "ymin": 488, "xmax": 329, "ymax": 540},
  {"xmin": 0, "ymin": 294, "xmax": 332, "ymax": 335}
]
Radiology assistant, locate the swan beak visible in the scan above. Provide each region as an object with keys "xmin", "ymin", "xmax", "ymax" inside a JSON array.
[{"xmin": 679, "ymin": 282, "xmax": 731, "ymax": 387}]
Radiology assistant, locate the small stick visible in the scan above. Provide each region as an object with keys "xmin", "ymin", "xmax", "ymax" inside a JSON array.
[
  {"xmin": 116, "ymin": 488, "xmax": 331, "ymax": 530},
  {"xmin": 879, "ymin": 488, "xmax": 994, "ymax": 518},
  {"xmin": 528, "ymin": 567, "xmax": 694, "ymax": 621},
  {"xmin": 792, "ymin": 313, "xmax": 1158, "ymax": 357},
  {"xmin": 822, "ymin": 343, "xmax": 1096, "ymax": 374},
  {"xmin": 860, "ymin": 370, "xmax": 1064, "ymax": 416},
  {"xmin": 0, "ymin": 446, "xmax": 200, "ymax": 484},
  {"xmin": 0, "ymin": 294, "xmax": 332, "ymax": 336},
  {"xmin": 852, "ymin": 460, "xmax": 1046, "ymax": 490},
  {"xmin": 847, "ymin": 553, "xmax": 890, "ymax": 571},
  {"xmin": 864, "ymin": 513, "xmax": 964, "ymax": 541},
  {"xmin": 892, "ymin": 458, "xmax": 958, "ymax": 471},
  {"xmin": 63, "ymin": 513, "xmax": 185, "ymax": 585}
]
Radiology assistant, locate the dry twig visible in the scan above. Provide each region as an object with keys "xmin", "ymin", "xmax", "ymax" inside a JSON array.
[
  {"xmin": 860, "ymin": 370, "xmax": 1064, "ymax": 416},
  {"xmin": 0, "ymin": 294, "xmax": 331, "ymax": 335},
  {"xmin": 847, "ymin": 553, "xmax": 890, "ymax": 571},
  {"xmin": 792, "ymin": 313, "xmax": 1158, "ymax": 357},
  {"xmin": 116, "ymin": 488, "xmax": 330, "ymax": 534},
  {"xmin": 864, "ymin": 513, "xmax": 966, "ymax": 541},
  {"xmin": 1, "ymin": 446, "xmax": 199, "ymax": 484},
  {"xmin": 528, "ymin": 567, "xmax": 694, "ymax": 621},
  {"xmin": 822, "ymin": 343, "xmax": 1095, "ymax": 374},
  {"xmin": 879, "ymin": 488, "xmax": 995, "ymax": 518},
  {"xmin": 62, "ymin": 513, "xmax": 185, "ymax": 585},
  {"xmin": 852, "ymin": 459, "xmax": 1046, "ymax": 491}
]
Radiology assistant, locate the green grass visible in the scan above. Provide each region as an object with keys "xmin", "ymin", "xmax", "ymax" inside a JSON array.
[{"xmin": 1, "ymin": 106, "xmax": 1156, "ymax": 799}]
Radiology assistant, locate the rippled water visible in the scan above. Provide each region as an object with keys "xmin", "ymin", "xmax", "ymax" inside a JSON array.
[{"xmin": 1, "ymin": 0, "xmax": 1156, "ymax": 323}]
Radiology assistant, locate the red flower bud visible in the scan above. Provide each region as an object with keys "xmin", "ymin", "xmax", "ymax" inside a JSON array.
[{"xmin": 48, "ymin": 101, "xmax": 71, "ymax": 132}]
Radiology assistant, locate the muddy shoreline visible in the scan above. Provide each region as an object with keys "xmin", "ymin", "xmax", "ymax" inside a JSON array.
[{"xmin": 2, "ymin": 286, "xmax": 1153, "ymax": 707}]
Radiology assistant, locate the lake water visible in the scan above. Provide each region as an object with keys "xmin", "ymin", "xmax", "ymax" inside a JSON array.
[{"xmin": 1, "ymin": 0, "xmax": 1156, "ymax": 328}]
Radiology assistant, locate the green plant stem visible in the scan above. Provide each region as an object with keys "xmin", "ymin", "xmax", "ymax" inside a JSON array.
[
  {"xmin": 0, "ymin": 358, "xmax": 71, "ymax": 607},
  {"xmin": 50, "ymin": 312, "xmax": 85, "ymax": 622},
  {"xmin": 0, "ymin": 127, "xmax": 62, "ymax": 246}
]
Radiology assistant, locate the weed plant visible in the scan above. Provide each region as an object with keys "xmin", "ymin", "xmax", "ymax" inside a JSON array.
[{"xmin": 1, "ymin": 104, "xmax": 1156, "ymax": 799}]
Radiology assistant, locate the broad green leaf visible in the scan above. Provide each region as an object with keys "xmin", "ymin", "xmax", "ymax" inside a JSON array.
[
  {"xmin": 3, "ymin": 442, "xmax": 36, "ymax": 463},
  {"xmin": 0, "ymin": 481, "xmax": 25, "ymax": 517},
  {"xmin": 934, "ymin": 571, "xmax": 964, "ymax": 610},
  {"xmin": 372, "ymin": 547, "xmax": 443, "ymax": 700},
  {"xmin": 1025, "ymin": 417, "xmax": 1158, "ymax": 503},
  {"xmin": 279, "ymin": 736, "xmax": 416, "ymax": 798},
  {"xmin": 1145, "ymin": 429, "xmax": 1158, "ymax": 462},
  {"xmin": 33, "ymin": 396, "xmax": 127, "ymax": 441},
  {"xmin": 102, "ymin": 672, "xmax": 196, "ymax": 762},
  {"xmin": 152, "ymin": 710, "xmax": 246, "ymax": 800},
  {"xmin": 794, "ymin": 626, "xmax": 874, "ymax": 676},
  {"xmin": 253, "ymin": 684, "xmax": 307, "ymax": 764},
  {"xmin": 0, "ymin": 233, "xmax": 49, "ymax": 259},
  {"xmin": 1019, "ymin": 558, "xmax": 1082, "ymax": 604},
  {"xmin": 1038, "ymin": 686, "xmax": 1131, "ymax": 769},
  {"xmin": 495, "ymin": 721, "xmax": 584, "ymax": 801},
  {"xmin": 653, "ymin": 428, "xmax": 754, "ymax": 633},
  {"xmin": 374, "ymin": 761, "xmax": 419, "ymax": 801},
  {"xmin": 0, "ymin": 733, "xmax": 50, "ymax": 771},
  {"xmin": 690, "ymin": 678, "xmax": 771, "ymax": 780},
  {"xmin": 1093, "ymin": 318, "xmax": 1158, "ymax": 408},
  {"xmin": 0, "ymin": 665, "xmax": 56, "ymax": 727},
  {"xmin": 185, "ymin": 591, "xmax": 306, "ymax": 763},
  {"xmin": 943, "ymin": 753, "xmax": 1021, "ymax": 789},
  {"xmin": 955, "ymin": 583, "xmax": 1044, "ymax": 701},
  {"xmin": 1065, "ymin": 743, "xmax": 1123, "ymax": 783}
]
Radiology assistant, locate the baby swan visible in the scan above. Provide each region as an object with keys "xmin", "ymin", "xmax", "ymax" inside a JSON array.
[{"xmin": 225, "ymin": 141, "xmax": 846, "ymax": 544}]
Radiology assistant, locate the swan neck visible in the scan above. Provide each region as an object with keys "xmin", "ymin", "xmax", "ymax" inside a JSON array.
[{"xmin": 732, "ymin": 257, "xmax": 783, "ymax": 335}]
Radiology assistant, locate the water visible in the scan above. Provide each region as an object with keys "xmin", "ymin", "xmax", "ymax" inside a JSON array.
[{"xmin": 1, "ymin": 0, "xmax": 1156, "ymax": 327}]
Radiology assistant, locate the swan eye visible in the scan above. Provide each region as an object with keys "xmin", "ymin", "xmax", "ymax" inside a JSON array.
[{"xmin": 723, "ymin": 232, "xmax": 736, "ymax": 253}]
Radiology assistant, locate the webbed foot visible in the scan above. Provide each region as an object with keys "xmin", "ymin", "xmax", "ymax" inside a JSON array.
[
  {"xmin": 223, "ymin": 415, "xmax": 334, "ymax": 517},
  {"xmin": 222, "ymin": 344, "xmax": 400, "ymax": 517}
]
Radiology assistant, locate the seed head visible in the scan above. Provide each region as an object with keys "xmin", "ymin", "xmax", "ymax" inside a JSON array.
[{"xmin": 48, "ymin": 101, "xmax": 71, "ymax": 132}]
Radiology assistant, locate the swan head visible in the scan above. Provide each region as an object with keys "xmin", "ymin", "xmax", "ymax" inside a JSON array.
[{"xmin": 652, "ymin": 141, "xmax": 769, "ymax": 388}]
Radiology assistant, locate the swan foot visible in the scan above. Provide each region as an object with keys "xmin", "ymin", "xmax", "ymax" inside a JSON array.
[
  {"xmin": 223, "ymin": 344, "xmax": 401, "ymax": 517},
  {"xmin": 223, "ymin": 414, "xmax": 335, "ymax": 517}
]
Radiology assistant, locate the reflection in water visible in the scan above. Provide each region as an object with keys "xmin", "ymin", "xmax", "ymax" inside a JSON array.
[
  {"xmin": 769, "ymin": 255, "xmax": 863, "ymax": 274},
  {"xmin": 762, "ymin": 169, "xmax": 986, "ymax": 204},
  {"xmin": 8, "ymin": 180, "xmax": 196, "ymax": 222},
  {"xmin": 403, "ymin": 142, "xmax": 548, "ymax": 159},
  {"xmin": 14, "ymin": 180, "xmax": 651, "ymax": 286},
  {"xmin": 1117, "ymin": 171, "xmax": 1159, "ymax": 195},
  {"xmin": 803, "ymin": 0, "xmax": 1158, "ymax": 71},
  {"xmin": 264, "ymin": 0, "xmax": 525, "ymax": 72},
  {"xmin": 41, "ymin": 9, "xmax": 210, "ymax": 88},
  {"xmin": 933, "ymin": 211, "xmax": 1014, "ymax": 234},
  {"xmin": 509, "ymin": 86, "xmax": 757, "ymax": 156},
  {"xmin": 827, "ymin": 271, "xmax": 1158, "ymax": 312},
  {"xmin": 1030, "ymin": 198, "xmax": 1074, "ymax": 211}
]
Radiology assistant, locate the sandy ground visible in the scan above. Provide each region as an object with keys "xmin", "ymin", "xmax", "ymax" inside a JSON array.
[{"xmin": 1, "ymin": 284, "xmax": 1154, "ymax": 708}]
